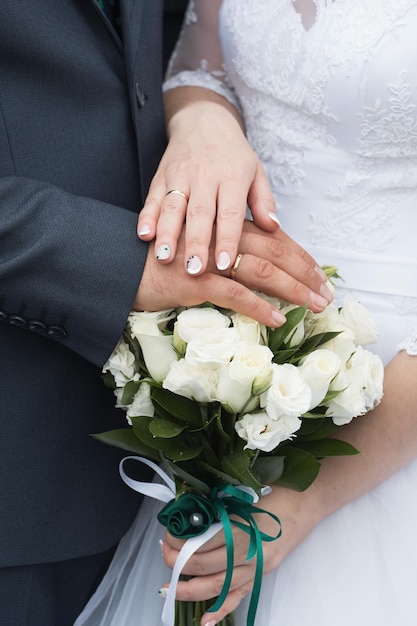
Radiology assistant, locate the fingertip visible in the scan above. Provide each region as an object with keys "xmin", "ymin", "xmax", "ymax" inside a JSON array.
[
  {"xmin": 156, "ymin": 243, "xmax": 173, "ymax": 263},
  {"xmin": 186, "ymin": 254, "xmax": 204, "ymax": 275},
  {"xmin": 216, "ymin": 251, "xmax": 232, "ymax": 272}
]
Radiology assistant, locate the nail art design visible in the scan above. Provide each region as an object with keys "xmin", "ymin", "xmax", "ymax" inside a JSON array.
[
  {"xmin": 186, "ymin": 255, "xmax": 202, "ymax": 275},
  {"xmin": 156, "ymin": 244, "xmax": 171, "ymax": 260}
]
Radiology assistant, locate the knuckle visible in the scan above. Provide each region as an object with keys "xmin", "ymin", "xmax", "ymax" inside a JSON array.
[
  {"xmin": 187, "ymin": 202, "xmax": 211, "ymax": 218},
  {"xmin": 216, "ymin": 203, "xmax": 244, "ymax": 222},
  {"xmin": 268, "ymin": 238, "xmax": 287, "ymax": 258},
  {"xmin": 253, "ymin": 257, "xmax": 275, "ymax": 281},
  {"xmin": 212, "ymin": 574, "xmax": 227, "ymax": 598},
  {"xmin": 189, "ymin": 556, "xmax": 209, "ymax": 578}
]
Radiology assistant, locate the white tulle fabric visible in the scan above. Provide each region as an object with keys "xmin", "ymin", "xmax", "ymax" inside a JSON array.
[{"xmin": 75, "ymin": 1, "xmax": 417, "ymax": 625}]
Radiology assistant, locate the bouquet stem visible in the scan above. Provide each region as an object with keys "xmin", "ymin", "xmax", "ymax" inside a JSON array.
[{"xmin": 175, "ymin": 600, "xmax": 234, "ymax": 626}]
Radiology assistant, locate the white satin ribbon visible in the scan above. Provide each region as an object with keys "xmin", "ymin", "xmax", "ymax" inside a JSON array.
[{"xmin": 119, "ymin": 456, "xmax": 271, "ymax": 626}]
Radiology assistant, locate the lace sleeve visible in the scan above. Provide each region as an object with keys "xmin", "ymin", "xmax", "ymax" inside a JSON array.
[
  {"xmin": 163, "ymin": 0, "xmax": 241, "ymax": 112},
  {"xmin": 397, "ymin": 328, "xmax": 417, "ymax": 356}
]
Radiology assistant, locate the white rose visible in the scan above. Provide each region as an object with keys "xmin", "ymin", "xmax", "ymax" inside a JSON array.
[
  {"xmin": 325, "ymin": 347, "xmax": 383, "ymax": 425},
  {"xmin": 320, "ymin": 335, "xmax": 356, "ymax": 366},
  {"xmin": 229, "ymin": 343, "xmax": 274, "ymax": 395},
  {"xmin": 185, "ymin": 327, "xmax": 240, "ymax": 368},
  {"xmin": 298, "ymin": 349, "xmax": 341, "ymax": 409},
  {"xmin": 175, "ymin": 307, "xmax": 231, "ymax": 344},
  {"xmin": 260, "ymin": 363, "xmax": 312, "ymax": 420},
  {"xmin": 126, "ymin": 382, "xmax": 155, "ymax": 424},
  {"xmin": 136, "ymin": 334, "xmax": 178, "ymax": 383},
  {"xmin": 235, "ymin": 411, "xmax": 301, "ymax": 452},
  {"xmin": 128, "ymin": 309, "xmax": 175, "ymax": 339},
  {"xmin": 103, "ymin": 340, "xmax": 136, "ymax": 387},
  {"xmin": 347, "ymin": 347, "xmax": 384, "ymax": 410},
  {"xmin": 306, "ymin": 303, "xmax": 350, "ymax": 338},
  {"xmin": 339, "ymin": 298, "xmax": 379, "ymax": 345},
  {"xmin": 162, "ymin": 359, "xmax": 219, "ymax": 403},
  {"xmin": 215, "ymin": 363, "xmax": 253, "ymax": 413},
  {"xmin": 231, "ymin": 313, "xmax": 265, "ymax": 345}
]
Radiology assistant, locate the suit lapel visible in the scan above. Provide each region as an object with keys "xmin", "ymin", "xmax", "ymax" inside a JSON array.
[{"xmin": 120, "ymin": 0, "xmax": 145, "ymax": 80}]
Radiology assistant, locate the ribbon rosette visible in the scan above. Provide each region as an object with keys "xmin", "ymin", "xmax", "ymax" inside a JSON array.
[{"xmin": 120, "ymin": 457, "xmax": 281, "ymax": 626}]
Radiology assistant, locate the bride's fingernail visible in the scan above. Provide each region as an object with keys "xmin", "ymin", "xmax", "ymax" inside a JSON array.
[
  {"xmin": 310, "ymin": 291, "xmax": 328, "ymax": 309},
  {"xmin": 203, "ymin": 621, "xmax": 217, "ymax": 626},
  {"xmin": 186, "ymin": 255, "xmax": 202, "ymax": 275},
  {"xmin": 138, "ymin": 224, "xmax": 151, "ymax": 236},
  {"xmin": 217, "ymin": 251, "xmax": 231, "ymax": 271},
  {"xmin": 314, "ymin": 265, "xmax": 328, "ymax": 281},
  {"xmin": 271, "ymin": 309, "xmax": 286, "ymax": 326},
  {"xmin": 158, "ymin": 587, "xmax": 168, "ymax": 598},
  {"xmin": 156, "ymin": 244, "xmax": 171, "ymax": 260},
  {"xmin": 159, "ymin": 539, "xmax": 164, "ymax": 555},
  {"xmin": 320, "ymin": 282, "xmax": 334, "ymax": 302},
  {"xmin": 268, "ymin": 211, "xmax": 281, "ymax": 226}
]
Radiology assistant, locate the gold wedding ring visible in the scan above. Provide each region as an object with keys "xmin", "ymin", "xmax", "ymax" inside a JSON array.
[
  {"xmin": 230, "ymin": 253, "xmax": 243, "ymax": 281},
  {"xmin": 165, "ymin": 189, "xmax": 189, "ymax": 202}
]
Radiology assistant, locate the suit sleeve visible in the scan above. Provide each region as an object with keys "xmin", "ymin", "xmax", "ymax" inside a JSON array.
[{"xmin": 0, "ymin": 176, "xmax": 147, "ymax": 367}]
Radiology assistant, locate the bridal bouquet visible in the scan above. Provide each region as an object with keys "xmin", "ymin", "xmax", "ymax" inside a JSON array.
[{"xmin": 97, "ymin": 276, "xmax": 384, "ymax": 626}]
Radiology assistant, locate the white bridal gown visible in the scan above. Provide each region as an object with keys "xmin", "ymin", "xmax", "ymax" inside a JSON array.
[{"xmin": 75, "ymin": 1, "xmax": 417, "ymax": 625}]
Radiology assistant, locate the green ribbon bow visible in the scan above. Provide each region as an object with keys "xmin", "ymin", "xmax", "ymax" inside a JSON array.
[{"xmin": 157, "ymin": 484, "xmax": 282, "ymax": 626}]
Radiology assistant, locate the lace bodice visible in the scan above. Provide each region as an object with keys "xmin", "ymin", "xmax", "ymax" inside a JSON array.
[{"xmin": 165, "ymin": 0, "xmax": 417, "ymax": 361}]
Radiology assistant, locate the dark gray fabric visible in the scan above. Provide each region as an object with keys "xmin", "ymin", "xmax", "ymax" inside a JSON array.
[
  {"xmin": 0, "ymin": 0, "xmax": 165, "ymax": 572},
  {"xmin": 0, "ymin": 544, "xmax": 116, "ymax": 626}
]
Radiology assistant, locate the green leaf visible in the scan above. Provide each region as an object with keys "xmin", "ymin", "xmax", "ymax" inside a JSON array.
[
  {"xmin": 91, "ymin": 428, "xmax": 159, "ymax": 460},
  {"xmin": 221, "ymin": 452, "xmax": 263, "ymax": 494},
  {"xmin": 296, "ymin": 416, "xmax": 341, "ymax": 440},
  {"xmin": 130, "ymin": 416, "xmax": 202, "ymax": 461},
  {"xmin": 298, "ymin": 439, "xmax": 360, "ymax": 457},
  {"xmin": 151, "ymin": 387, "xmax": 202, "ymax": 426},
  {"xmin": 269, "ymin": 306, "xmax": 307, "ymax": 353},
  {"xmin": 198, "ymin": 461, "xmax": 242, "ymax": 487},
  {"xmin": 274, "ymin": 447, "xmax": 321, "ymax": 491},
  {"xmin": 162, "ymin": 459, "xmax": 211, "ymax": 496},
  {"xmin": 299, "ymin": 331, "xmax": 341, "ymax": 354},
  {"xmin": 102, "ymin": 371, "xmax": 116, "ymax": 389},
  {"xmin": 252, "ymin": 455, "xmax": 285, "ymax": 485},
  {"xmin": 149, "ymin": 418, "xmax": 186, "ymax": 438},
  {"xmin": 121, "ymin": 380, "xmax": 141, "ymax": 405},
  {"xmin": 272, "ymin": 347, "xmax": 300, "ymax": 365}
]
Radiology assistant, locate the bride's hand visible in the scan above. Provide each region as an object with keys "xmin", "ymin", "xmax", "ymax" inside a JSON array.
[
  {"xmin": 161, "ymin": 485, "xmax": 316, "ymax": 625},
  {"xmin": 137, "ymin": 89, "xmax": 280, "ymax": 275}
]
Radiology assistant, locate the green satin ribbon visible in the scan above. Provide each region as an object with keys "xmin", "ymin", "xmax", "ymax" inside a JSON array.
[{"xmin": 157, "ymin": 484, "xmax": 282, "ymax": 626}]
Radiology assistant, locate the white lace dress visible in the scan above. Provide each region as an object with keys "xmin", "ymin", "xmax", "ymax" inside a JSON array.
[{"xmin": 75, "ymin": 2, "xmax": 417, "ymax": 625}]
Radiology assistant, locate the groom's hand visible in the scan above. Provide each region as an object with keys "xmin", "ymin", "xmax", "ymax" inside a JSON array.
[{"xmin": 134, "ymin": 220, "xmax": 333, "ymax": 327}]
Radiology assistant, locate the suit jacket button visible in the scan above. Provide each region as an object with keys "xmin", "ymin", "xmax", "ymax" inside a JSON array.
[
  {"xmin": 28, "ymin": 320, "xmax": 47, "ymax": 333},
  {"xmin": 47, "ymin": 325, "xmax": 67, "ymax": 340},
  {"xmin": 9, "ymin": 314, "xmax": 27, "ymax": 327}
]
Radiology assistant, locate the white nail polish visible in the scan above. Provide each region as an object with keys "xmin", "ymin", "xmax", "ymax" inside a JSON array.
[
  {"xmin": 217, "ymin": 251, "xmax": 231, "ymax": 271},
  {"xmin": 268, "ymin": 211, "xmax": 281, "ymax": 226},
  {"xmin": 203, "ymin": 621, "xmax": 217, "ymax": 626},
  {"xmin": 186, "ymin": 255, "xmax": 202, "ymax": 275},
  {"xmin": 158, "ymin": 587, "xmax": 168, "ymax": 598},
  {"xmin": 156, "ymin": 244, "xmax": 171, "ymax": 260},
  {"xmin": 138, "ymin": 224, "xmax": 151, "ymax": 236}
]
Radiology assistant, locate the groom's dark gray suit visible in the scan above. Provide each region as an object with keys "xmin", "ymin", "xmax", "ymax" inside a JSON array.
[{"xmin": 0, "ymin": 0, "xmax": 167, "ymax": 621}]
